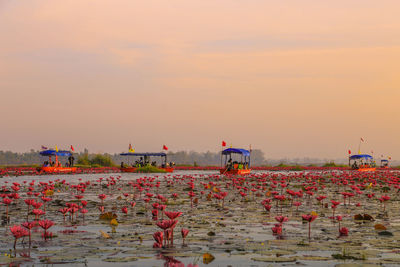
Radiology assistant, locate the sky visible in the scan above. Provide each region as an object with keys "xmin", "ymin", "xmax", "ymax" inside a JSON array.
[{"xmin": 1, "ymin": 0, "xmax": 400, "ymax": 159}]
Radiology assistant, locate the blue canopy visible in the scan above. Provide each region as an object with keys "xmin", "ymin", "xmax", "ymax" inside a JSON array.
[
  {"xmin": 40, "ymin": 149, "xmax": 72, "ymax": 157},
  {"xmin": 222, "ymin": 148, "xmax": 250, "ymax": 157},
  {"xmin": 120, "ymin": 152, "xmax": 166, "ymax": 157},
  {"xmin": 349, "ymin": 154, "xmax": 373, "ymax": 160},
  {"xmin": 381, "ymin": 159, "xmax": 389, "ymax": 162}
]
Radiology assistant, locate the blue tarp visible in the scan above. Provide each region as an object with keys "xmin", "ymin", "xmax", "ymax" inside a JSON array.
[
  {"xmin": 349, "ymin": 154, "xmax": 373, "ymax": 160},
  {"xmin": 120, "ymin": 152, "xmax": 166, "ymax": 157},
  {"xmin": 40, "ymin": 150, "xmax": 72, "ymax": 157},
  {"xmin": 222, "ymin": 148, "xmax": 250, "ymax": 157}
]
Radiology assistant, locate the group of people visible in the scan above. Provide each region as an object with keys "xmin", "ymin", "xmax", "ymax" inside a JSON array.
[
  {"xmin": 42, "ymin": 155, "xmax": 74, "ymax": 168},
  {"xmin": 121, "ymin": 157, "xmax": 175, "ymax": 169},
  {"xmin": 351, "ymin": 160, "xmax": 375, "ymax": 169},
  {"xmin": 226, "ymin": 158, "xmax": 248, "ymax": 171}
]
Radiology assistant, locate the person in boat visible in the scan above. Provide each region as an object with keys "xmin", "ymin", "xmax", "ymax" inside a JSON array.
[
  {"xmin": 139, "ymin": 157, "xmax": 144, "ymax": 167},
  {"xmin": 121, "ymin": 162, "xmax": 124, "ymax": 168},
  {"xmin": 51, "ymin": 161, "xmax": 55, "ymax": 167},
  {"xmin": 43, "ymin": 161, "xmax": 49, "ymax": 167},
  {"xmin": 68, "ymin": 155, "xmax": 75, "ymax": 167},
  {"xmin": 238, "ymin": 162, "xmax": 243, "ymax": 170},
  {"xmin": 227, "ymin": 158, "xmax": 233, "ymax": 171},
  {"xmin": 352, "ymin": 162, "xmax": 358, "ymax": 169}
]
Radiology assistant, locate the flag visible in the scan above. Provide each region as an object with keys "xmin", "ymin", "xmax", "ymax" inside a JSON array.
[
  {"xmin": 128, "ymin": 143, "xmax": 135, "ymax": 153},
  {"xmin": 348, "ymin": 150, "xmax": 351, "ymax": 155},
  {"xmin": 163, "ymin": 145, "xmax": 168, "ymax": 150},
  {"xmin": 41, "ymin": 145, "xmax": 47, "ymax": 150},
  {"xmin": 222, "ymin": 141, "xmax": 226, "ymax": 147},
  {"xmin": 360, "ymin": 137, "xmax": 364, "ymax": 142},
  {"xmin": 70, "ymin": 145, "xmax": 75, "ymax": 152},
  {"xmin": 55, "ymin": 145, "xmax": 58, "ymax": 152},
  {"xmin": 389, "ymin": 156, "xmax": 392, "ymax": 160}
]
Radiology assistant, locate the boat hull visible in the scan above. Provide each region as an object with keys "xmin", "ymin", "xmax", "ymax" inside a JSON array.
[
  {"xmin": 41, "ymin": 167, "xmax": 77, "ymax": 173},
  {"xmin": 160, "ymin": 167, "xmax": 174, "ymax": 173},
  {"xmin": 120, "ymin": 167, "xmax": 138, "ymax": 173},
  {"xmin": 220, "ymin": 168, "xmax": 251, "ymax": 175},
  {"xmin": 357, "ymin": 167, "xmax": 376, "ymax": 172},
  {"xmin": 120, "ymin": 167, "xmax": 174, "ymax": 173}
]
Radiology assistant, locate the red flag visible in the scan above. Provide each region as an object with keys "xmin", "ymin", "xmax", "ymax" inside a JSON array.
[
  {"xmin": 70, "ymin": 145, "xmax": 75, "ymax": 152},
  {"xmin": 163, "ymin": 145, "xmax": 168, "ymax": 150},
  {"xmin": 348, "ymin": 150, "xmax": 351, "ymax": 155},
  {"xmin": 222, "ymin": 141, "xmax": 226, "ymax": 147}
]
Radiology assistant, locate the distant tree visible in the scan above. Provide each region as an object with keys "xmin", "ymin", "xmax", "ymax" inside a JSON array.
[
  {"xmin": 90, "ymin": 154, "xmax": 115, "ymax": 167},
  {"xmin": 77, "ymin": 154, "xmax": 91, "ymax": 166}
]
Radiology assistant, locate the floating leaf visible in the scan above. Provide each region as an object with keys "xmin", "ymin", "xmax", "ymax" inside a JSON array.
[
  {"xmin": 100, "ymin": 230, "xmax": 110, "ymax": 239},
  {"xmin": 311, "ymin": 211, "xmax": 318, "ymax": 217},
  {"xmin": 110, "ymin": 218, "xmax": 118, "ymax": 227},
  {"xmin": 203, "ymin": 253, "xmax": 215, "ymax": 264},
  {"xmin": 99, "ymin": 212, "xmax": 117, "ymax": 221},
  {"xmin": 378, "ymin": 231, "xmax": 393, "ymax": 236},
  {"xmin": 45, "ymin": 190, "xmax": 54, "ymax": 196},
  {"xmin": 354, "ymin": 214, "xmax": 363, "ymax": 220},
  {"xmin": 363, "ymin": 214, "xmax": 374, "ymax": 221},
  {"xmin": 374, "ymin": 224, "xmax": 387, "ymax": 230}
]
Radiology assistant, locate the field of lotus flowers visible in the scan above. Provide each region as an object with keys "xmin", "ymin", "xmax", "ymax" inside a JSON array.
[{"xmin": 1, "ymin": 170, "xmax": 400, "ymax": 266}]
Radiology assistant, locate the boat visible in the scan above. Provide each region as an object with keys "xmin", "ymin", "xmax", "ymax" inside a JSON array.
[
  {"xmin": 39, "ymin": 149, "xmax": 77, "ymax": 174},
  {"xmin": 380, "ymin": 159, "xmax": 389, "ymax": 169},
  {"xmin": 119, "ymin": 152, "xmax": 174, "ymax": 173},
  {"xmin": 348, "ymin": 154, "xmax": 376, "ymax": 172},
  {"xmin": 220, "ymin": 148, "xmax": 251, "ymax": 175}
]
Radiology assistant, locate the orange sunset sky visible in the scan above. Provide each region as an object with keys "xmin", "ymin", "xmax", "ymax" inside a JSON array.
[{"xmin": 1, "ymin": 0, "xmax": 400, "ymax": 158}]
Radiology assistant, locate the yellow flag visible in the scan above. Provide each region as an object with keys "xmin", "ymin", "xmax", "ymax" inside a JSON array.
[{"xmin": 55, "ymin": 145, "xmax": 58, "ymax": 152}]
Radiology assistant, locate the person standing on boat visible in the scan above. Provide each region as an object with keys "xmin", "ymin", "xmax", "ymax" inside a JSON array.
[{"xmin": 68, "ymin": 155, "xmax": 75, "ymax": 167}]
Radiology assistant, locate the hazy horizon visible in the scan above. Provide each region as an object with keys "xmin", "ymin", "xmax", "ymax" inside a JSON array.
[{"xmin": 1, "ymin": 1, "xmax": 399, "ymax": 159}]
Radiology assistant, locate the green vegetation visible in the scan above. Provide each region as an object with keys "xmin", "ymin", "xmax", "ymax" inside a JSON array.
[
  {"xmin": 135, "ymin": 165, "xmax": 167, "ymax": 173},
  {"xmin": 77, "ymin": 154, "xmax": 116, "ymax": 167},
  {"xmin": 323, "ymin": 161, "xmax": 347, "ymax": 167}
]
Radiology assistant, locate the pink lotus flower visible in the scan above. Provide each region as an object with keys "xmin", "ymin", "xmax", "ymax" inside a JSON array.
[
  {"xmin": 181, "ymin": 228, "xmax": 189, "ymax": 244},
  {"xmin": 121, "ymin": 206, "xmax": 128, "ymax": 215},
  {"xmin": 339, "ymin": 227, "xmax": 349, "ymax": 237},
  {"xmin": 275, "ymin": 216, "xmax": 288, "ymax": 224},
  {"xmin": 9, "ymin": 225, "xmax": 29, "ymax": 251},
  {"xmin": 165, "ymin": 211, "xmax": 183, "ymax": 220}
]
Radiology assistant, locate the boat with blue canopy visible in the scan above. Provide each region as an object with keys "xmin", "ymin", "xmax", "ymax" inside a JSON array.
[
  {"xmin": 348, "ymin": 154, "xmax": 376, "ymax": 172},
  {"xmin": 120, "ymin": 152, "xmax": 174, "ymax": 173},
  {"xmin": 220, "ymin": 148, "xmax": 251, "ymax": 175},
  {"xmin": 380, "ymin": 159, "xmax": 389, "ymax": 168},
  {"xmin": 39, "ymin": 149, "xmax": 77, "ymax": 173}
]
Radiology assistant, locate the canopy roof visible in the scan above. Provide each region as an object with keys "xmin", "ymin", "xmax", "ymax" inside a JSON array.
[
  {"xmin": 349, "ymin": 154, "xmax": 373, "ymax": 160},
  {"xmin": 40, "ymin": 149, "xmax": 72, "ymax": 157},
  {"xmin": 222, "ymin": 148, "xmax": 250, "ymax": 157},
  {"xmin": 381, "ymin": 159, "xmax": 389, "ymax": 162},
  {"xmin": 120, "ymin": 152, "xmax": 166, "ymax": 157}
]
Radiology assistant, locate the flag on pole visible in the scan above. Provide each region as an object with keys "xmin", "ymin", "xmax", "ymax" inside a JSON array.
[
  {"xmin": 348, "ymin": 150, "xmax": 351, "ymax": 155},
  {"xmin": 128, "ymin": 143, "xmax": 135, "ymax": 153},
  {"xmin": 41, "ymin": 145, "xmax": 47, "ymax": 150},
  {"xmin": 55, "ymin": 145, "xmax": 58, "ymax": 152},
  {"xmin": 163, "ymin": 145, "xmax": 168, "ymax": 150},
  {"xmin": 389, "ymin": 156, "xmax": 392, "ymax": 160},
  {"xmin": 222, "ymin": 141, "xmax": 226, "ymax": 147},
  {"xmin": 70, "ymin": 145, "xmax": 75, "ymax": 152}
]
